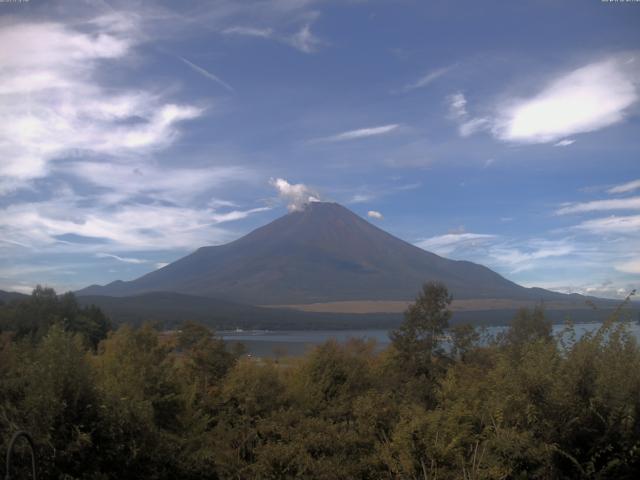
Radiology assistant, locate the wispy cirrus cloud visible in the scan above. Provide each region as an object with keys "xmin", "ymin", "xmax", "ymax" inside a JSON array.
[
  {"xmin": 210, "ymin": 207, "xmax": 271, "ymax": 223},
  {"xmin": 446, "ymin": 92, "xmax": 489, "ymax": 137},
  {"xmin": 345, "ymin": 181, "xmax": 421, "ymax": 205},
  {"xmin": 608, "ymin": 178, "xmax": 640, "ymax": 195},
  {"xmin": 314, "ymin": 124, "xmax": 400, "ymax": 143},
  {"xmin": 179, "ymin": 56, "xmax": 235, "ymax": 92},
  {"xmin": 416, "ymin": 232, "xmax": 497, "ymax": 256},
  {"xmin": 0, "ymin": 16, "xmax": 204, "ymax": 194},
  {"xmin": 556, "ymin": 196, "xmax": 640, "ymax": 215},
  {"xmin": 416, "ymin": 230, "xmax": 581, "ymax": 275},
  {"xmin": 348, "ymin": 193, "xmax": 376, "ymax": 204},
  {"xmin": 0, "ymin": 7, "xmax": 275, "ymax": 293},
  {"xmin": 96, "ymin": 253, "xmax": 148, "ymax": 264},
  {"xmin": 398, "ymin": 66, "xmax": 451, "ymax": 93},
  {"xmin": 221, "ymin": 26, "xmax": 274, "ymax": 38},
  {"xmin": 415, "ymin": 228, "xmax": 585, "ymax": 278},
  {"xmin": 573, "ymin": 215, "xmax": 640, "ymax": 235},
  {"xmin": 286, "ymin": 22, "xmax": 322, "ymax": 53},
  {"xmin": 554, "ymin": 139, "xmax": 575, "ymax": 147},
  {"xmin": 62, "ymin": 161, "xmax": 249, "ymax": 205},
  {"xmin": 0, "ymin": 195, "xmax": 268, "ymax": 253},
  {"xmin": 488, "ymin": 240, "xmax": 576, "ymax": 273},
  {"xmin": 221, "ymin": 16, "xmax": 322, "ymax": 53}
]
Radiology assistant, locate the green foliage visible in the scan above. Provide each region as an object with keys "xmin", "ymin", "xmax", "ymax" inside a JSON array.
[
  {"xmin": 0, "ymin": 286, "xmax": 111, "ymax": 348},
  {"xmin": 502, "ymin": 304, "xmax": 552, "ymax": 350},
  {"xmin": 391, "ymin": 282, "xmax": 452, "ymax": 361},
  {"xmin": 0, "ymin": 325, "xmax": 101, "ymax": 479},
  {"xmin": 450, "ymin": 323, "xmax": 480, "ymax": 362},
  {"xmin": 1, "ymin": 286, "xmax": 640, "ymax": 479},
  {"xmin": 177, "ymin": 321, "xmax": 240, "ymax": 394}
]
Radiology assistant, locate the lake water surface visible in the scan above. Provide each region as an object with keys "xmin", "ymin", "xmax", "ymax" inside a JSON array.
[{"xmin": 221, "ymin": 322, "xmax": 640, "ymax": 357}]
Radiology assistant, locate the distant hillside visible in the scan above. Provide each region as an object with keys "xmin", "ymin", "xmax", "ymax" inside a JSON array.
[
  {"xmin": 76, "ymin": 292, "xmax": 631, "ymax": 330},
  {"xmin": 77, "ymin": 202, "xmax": 581, "ymax": 305},
  {"xmin": 76, "ymin": 292, "xmax": 403, "ymax": 330},
  {"xmin": 1, "ymin": 288, "xmax": 632, "ymax": 330},
  {"xmin": 0, "ymin": 289, "xmax": 28, "ymax": 304}
]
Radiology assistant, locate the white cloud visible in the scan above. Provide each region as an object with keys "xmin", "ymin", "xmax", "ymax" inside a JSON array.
[
  {"xmin": 316, "ymin": 124, "xmax": 399, "ymax": 142},
  {"xmin": 489, "ymin": 240, "xmax": 575, "ymax": 273},
  {"xmin": 270, "ymin": 178, "xmax": 320, "ymax": 211},
  {"xmin": 615, "ymin": 258, "xmax": 640, "ymax": 274},
  {"xmin": 416, "ymin": 233, "xmax": 497, "ymax": 256},
  {"xmin": 574, "ymin": 215, "xmax": 640, "ymax": 234},
  {"xmin": 350, "ymin": 193, "xmax": 375, "ymax": 204},
  {"xmin": 155, "ymin": 262, "xmax": 170, "ymax": 269},
  {"xmin": 554, "ymin": 139, "xmax": 575, "ymax": 147},
  {"xmin": 419, "ymin": 234, "xmax": 579, "ymax": 274},
  {"xmin": 446, "ymin": 92, "xmax": 488, "ymax": 137},
  {"xmin": 96, "ymin": 253, "xmax": 147, "ymax": 264},
  {"xmin": 0, "ymin": 12, "xmax": 271, "ymax": 288},
  {"xmin": 64, "ymin": 161, "xmax": 248, "ymax": 204},
  {"xmin": 287, "ymin": 23, "xmax": 322, "ymax": 53},
  {"xmin": 521, "ymin": 279, "xmax": 634, "ymax": 299},
  {"xmin": 7, "ymin": 285, "xmax": 35, "ymax": 295},
  {"xmin": 222, "ymin": 26, "xmax": 274, "ymax": 38},
  {"xmin": 0, "ymin": 193, "xmax": 268, "ymax": 254},
  {"xmin": 459, "ymin": 117, "xmax": 489, "ymax": 137},
  {"xmin": 222, "ymin": 18, "xmax": 322, "ymax": 54},
  {"xmin": 367, "ymin": 210, "xmax": 383, "ymax": 220},
  {"xmin": 400, "ymin": 66, "xmax": 451, "ymax": 92},
  {"xmin": 447, "ymin": 92, "xmax": 468, "ymax": 119},
  {"xmin": 0, "ymin": 18, "xmax": 203, "ymax": 194},
  {"xmin": 608, "ymin": 179, "xmax": 640, "ymax": 195},
  {"xmin": 493, "ymin": 56, "xmax": 639, "ymax": 143},
  {"xmin": 556, "ymin": 196, "xmax": 640, "ymax": 215},
  {"xmin": 210, "ymin": 207, "xmax": 271, "ymax": 223},
  {"xmin": 180, "ymin": 56, "xmax": 234, "ymax": 92}
]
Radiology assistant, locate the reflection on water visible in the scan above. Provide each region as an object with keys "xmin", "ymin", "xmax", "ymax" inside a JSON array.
[{"xmin": 221, "ymin": 322, "xmax": 640, "ymax": 358}]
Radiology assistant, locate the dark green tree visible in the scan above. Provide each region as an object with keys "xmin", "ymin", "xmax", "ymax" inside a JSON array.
[
  {"xmin": 503, "ymin": 304, "xmax": 552, "ymax": 351},
  {"xmin": 450, "ymin": 323, "xmax": 480, "ymax": 362},
  {"xmin": 0, "ymin": 287, "xmax": 111, "ymax": 348},
  {"xmin": 177, "ymin": 321, "xmax": 241, "ymax": 393},
  {"xmin": 390, "ymin": 281, "xmax": 452, "ymax": 375}
]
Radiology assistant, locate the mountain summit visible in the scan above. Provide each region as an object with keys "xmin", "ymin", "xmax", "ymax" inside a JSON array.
[{"xmin": 78, "ymin": 202, "xmax": 567, "ymax": 304}]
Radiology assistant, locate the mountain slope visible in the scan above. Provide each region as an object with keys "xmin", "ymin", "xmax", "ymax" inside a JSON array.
[{"xmin": 77, "ymin": 202, "xmax": 572, "ymax": 304}]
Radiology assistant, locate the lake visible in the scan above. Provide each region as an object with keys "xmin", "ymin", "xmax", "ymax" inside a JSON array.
[{"xmin": 220, "ymin": 322, "xmax": 640, "ymax": 358}]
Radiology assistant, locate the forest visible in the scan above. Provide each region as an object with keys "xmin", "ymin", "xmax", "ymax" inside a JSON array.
[{"xmin": 1, "ymin": 284, "xmax": 639, "ymax": 479}]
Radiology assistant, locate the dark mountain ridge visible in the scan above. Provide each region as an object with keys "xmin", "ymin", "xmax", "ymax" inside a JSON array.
[{"xmin": 77, "ymin": 202, "xmax": 579, "ymax": 305}]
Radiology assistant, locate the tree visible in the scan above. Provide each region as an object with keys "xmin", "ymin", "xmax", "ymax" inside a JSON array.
[
  {"xmin": 177, "ymin": 321, "xmax": 240, "ymax": 393},
  {"xmin": 450, "ymin": 323, "xmax": 480, "ymax": 362},
  {"xmin": 0, "ymin": 287, "xmax": 111, "ymax": 348},
  {"xmin": 503, "ymin": 304, "xmax": 552, "ymax": 351},
  {"xmin": 390, "ymin": 281, "xmax": 452, "ymax": 376}
]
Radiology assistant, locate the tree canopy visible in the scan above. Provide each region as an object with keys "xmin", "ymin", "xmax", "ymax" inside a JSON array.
[{"xmin": 1, "ymin": 284, "xmax": 639, "ymax": 479}]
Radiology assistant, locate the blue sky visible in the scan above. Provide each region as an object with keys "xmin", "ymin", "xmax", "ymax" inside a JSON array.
[{"xmin": 1, "ymin": 0, "xmax": 639, "ymax": 298}]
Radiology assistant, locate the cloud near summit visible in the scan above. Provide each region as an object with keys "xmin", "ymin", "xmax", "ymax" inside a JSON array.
[{"xmin": 270, "ymin": 178, "xmax": 320, "ymax": 211}]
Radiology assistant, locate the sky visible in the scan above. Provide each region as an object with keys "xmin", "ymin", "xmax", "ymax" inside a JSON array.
[{"xmin": 0, "ymin": 0, "xmax": 639, "ymax": 299}]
